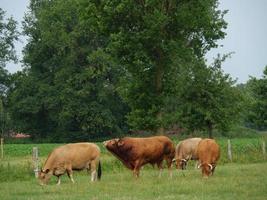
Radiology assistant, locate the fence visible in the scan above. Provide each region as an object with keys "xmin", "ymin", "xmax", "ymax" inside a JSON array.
[
  {"xmin": 32, "ymin": 147, "xmax": 39, "ymax": 178},
  {"xmin": 1, "ymin": 138, "xmax": 3, "ymax": 159},
  {"xmin": 0, "ymin": 138, "xmax": 266, "ymax": 177},
  {"xmin": 225, "ymin": 139, "xmax": 266, "ymax": 162}
]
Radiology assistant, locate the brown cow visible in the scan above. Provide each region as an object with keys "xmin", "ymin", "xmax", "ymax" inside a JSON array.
[
  {"xmin": 172, "ymin": 137, "xmax": 202, "ymax": 170},
  {"xmin": 38, "ymin": 143, "xmax": 101, "ymax": 185},
  {"xmin": 196, "ymin": 139, "xmax": 220, "ymax": 177},
  {"xmin": 103, "ymin": 136, "xmax": 175, "ymax": 178}
]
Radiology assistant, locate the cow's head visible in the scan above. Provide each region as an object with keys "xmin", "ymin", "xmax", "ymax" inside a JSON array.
[
  {"xmin": 172, "ymin": 158, "xmax": 187, "ymax": 170},
  {"xmin": 103, "ymin": 138, "xmax": 119, "ymax": 149},
  {"xmin": 38, "ymin": 169, "xmax": 52, "ymax": 185},
  {"xmin": 103, "ymin": 138, "xmax": 132, "ymax": 156},
  {"xmin": 198, "ymin": 163, "xmax": 213, "ymax": 177}
]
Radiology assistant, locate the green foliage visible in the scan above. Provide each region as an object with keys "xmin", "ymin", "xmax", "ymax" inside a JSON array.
[
  {"xmin": 0, "ymin": 8, "xmax": 19, "ymax": 68},
  {"xmin": 8, "ymin": 0, "xmax": 129, "ymax": 141},
  {"xmin": 5, "ymin": 0, "xmax": 246, "ymax": 140},
  {"xmin": 214, "ymin": 126, "xmax": 261, "ymax": 138},
  {"xmin": 96, "ymin": 0, "xmax": 228, "ymax": 132},
  {"xmin": 0, "ymin": 99, "xmax": 8, "ymax": 136},
  {"xmin": 0, "ymin": 8, "xmax": 18, "ymax": 137},
  {"xmin": 243, "ymin": 66, "xmax": 267, "ymax": 130},
  {"xmin": 163, "ymin": 55, "xmax": 243, "ymax": 137}
]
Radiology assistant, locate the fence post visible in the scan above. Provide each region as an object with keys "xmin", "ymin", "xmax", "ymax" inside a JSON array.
[
  {"xmin": 227, "ymin": 139, "xmax": 232, "ymax": 162},
  {"xmin": 32, "ymin": 147, "xmax": 39, "ymax": 178},
  {"xmin": 262, "ymin": 141, "xmax": 266, "ymax": 160},
  {"xmin": 0, "ymin": 138, "xmax": 3, "ymax": 159}
]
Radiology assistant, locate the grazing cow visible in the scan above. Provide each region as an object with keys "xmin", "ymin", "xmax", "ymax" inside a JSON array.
[
  {"xmin": 196, "ymin": 139, "xmax": 220, "ymax": 177},
  {"xmin": 103, "ymin": 136, "xmax": 175, "ymax": 178},
  {"xmin": 172, "ymin": 137, "xmax": 202, "ymax": 170},
  {"xmin": 38, "ymin": 143, "xmax": 101, "ymax": 185}
]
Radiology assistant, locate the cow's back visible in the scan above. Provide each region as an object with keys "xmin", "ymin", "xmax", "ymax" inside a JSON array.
[
  {"xmin": 197, "ymin": 139, "xmax": 220, "ymax": 163},
  {"xmin": 176, "ymin": 138, "xmax": 202, "ymax": 159},
  {"xmin": 119, "ymin": 136, "xmax": 174, "ymax": 164},
  {"xmin": 43, "ymin": 143, "xmax": 100, "ymax": 170}
]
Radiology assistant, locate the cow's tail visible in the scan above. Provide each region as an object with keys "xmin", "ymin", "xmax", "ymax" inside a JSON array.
[{"xmin": 97, "ymin": 160, "xmax": 102, "ymax": 181}]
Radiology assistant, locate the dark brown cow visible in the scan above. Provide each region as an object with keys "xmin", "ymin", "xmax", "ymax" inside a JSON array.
[
  {"xmin": 103, "ymin": 136, "xmax": 175, "ymax": 178},
  {"xmin": 196, "ymin": 139, "xmax": 220, "ymax": 177}
]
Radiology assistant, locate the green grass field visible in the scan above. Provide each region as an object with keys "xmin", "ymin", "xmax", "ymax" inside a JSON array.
[
  {"xmin": 0, "ymin": 163, "xmax": 266, "ymax": 200},
  {"xmin": 0, "ymin": 137, "xmax": 267, "ymax": 200}
]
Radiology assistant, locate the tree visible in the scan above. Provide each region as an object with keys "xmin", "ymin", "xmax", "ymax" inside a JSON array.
[
  {"xmin": 8, "ymin": 0, "xmax": 128, "ymax": 141},
  {"xmin": 0, "ymin": 8, "xmax": 18, "ymax": 98},
  {"xmin": 0, "ymin": 8, "xmax": 19, "ymax": 68},
  {"xmin": 0, "ymin": 8, "xmax": 18, "ymax": 137},
  {"xmin": 95, "ymin": 0, "xmax": 227, "ymax": 133},
  {"xmin": 8, "ymin": 0, "xmax": 238, "ymax": 140},
  {"xmin": 244, "ymin": 66, "xmax": 267, "ymax": 130},
  {"xmin": 164, "ymin": 55, "xmax": 243, "ymax": 138}
]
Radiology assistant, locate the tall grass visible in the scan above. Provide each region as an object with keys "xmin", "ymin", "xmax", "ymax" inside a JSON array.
[
  {"xmin": 0, "ymin": 163, "xmax": 266, "ymax": 200},
  {"xmin": 0, "ymin": 137, "xmax": 266, "ymax": 182},
  {"xmin": 0, "ymin": 137, "xmax": 266, "ymax": 199}
]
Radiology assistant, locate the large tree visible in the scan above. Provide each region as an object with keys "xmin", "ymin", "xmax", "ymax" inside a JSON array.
[
  {"xmin": 0, "ymin": 8, "xmax": 18, "ymax": 98},
  {"xmin": 8, "ymin": 0, "xmax": 128, "ymax": 141},
  {"xmin": 163, "ymin": 55, "xmax": 243, "ymax": 138},
  {"xmin": 244, "ymin": 66, "xmax": 267, "ymax": 130},
  {"xmin": 93, "ymin": 0, "xmax": 228, "ymax": 133},
  {"xmin": 8, "ymin": 0, "xmax": 239, "ymax": 139},
  {"xmin": 0, "ymin": 8, "xmax": 18, "ymax": 68},
  {"xmin": 0, "ymin": 8, "xmax": 19, "ymax": 136}
]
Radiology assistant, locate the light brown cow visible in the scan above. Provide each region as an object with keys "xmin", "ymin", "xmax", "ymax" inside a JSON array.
[
  {"xmin": 38, "ymin": 142, "xmax": 101, "ymax": 185},
  {"xmin": 103, "ymin": 136, "xmax": 175, "ymax": 178},
  {"xmin": 172, "ymin": 137, "xmax": 202, "ymax": 170},
  {"xmin": 196, "ymin": 139, "xmax": 220, "ymax": 177}
]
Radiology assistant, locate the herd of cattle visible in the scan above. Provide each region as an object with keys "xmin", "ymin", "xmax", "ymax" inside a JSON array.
[{"xmin": 38, "ymin": 136, "xmax": 220, "ymax": 185}]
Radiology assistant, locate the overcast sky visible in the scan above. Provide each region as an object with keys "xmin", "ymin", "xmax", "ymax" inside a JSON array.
[{"xmin": 1, "ymin": 0, "xmax": 267, "ymax": 83}]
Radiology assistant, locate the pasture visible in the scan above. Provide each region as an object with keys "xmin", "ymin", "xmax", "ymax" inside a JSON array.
[{"xmin": 0, "ymin": 137, "xmax": 267, "ymax": 200}]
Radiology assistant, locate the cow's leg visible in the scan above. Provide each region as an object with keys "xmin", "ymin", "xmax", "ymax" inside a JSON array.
[
  {"xmin": 133, "ymin": 161, "xmax": 141, "ymax": 178},
  {"xmin": 66, "ymin": 168, "xmax": 75, "ymax": 183},
  {"xmin": 157, "ymin": 161, "xmax": 163, "ymax": 178},
  {"xmin": 195, "ymin": 160, "xmax": 199, "ymax": 169},
  {"xmin": 166, "ymin": 158, "xmax": 173, "ymax": 178},
  {"xmin": 90, "ymin": 161, "xmax": 97, "ymax": 182}
]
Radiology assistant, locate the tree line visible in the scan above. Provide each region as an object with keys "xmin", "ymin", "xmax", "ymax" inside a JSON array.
[{"xmin": 0, "ymin": 0, "xmax": 266, "ymax": 142}]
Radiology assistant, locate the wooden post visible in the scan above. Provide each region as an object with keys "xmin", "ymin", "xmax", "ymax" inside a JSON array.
[
  {"xmin": 0, "ymin": 138, "xmax": 3, "ymax": 159},
  {"xmin": 227, "ymin": 139, "xmax": 232, "ymax": 162},
  {"xmin": 262, "ymin": 141, "xmax": 266, "ymax": 160},
  {"xmin": 32, "ymin": 147, "xmax": 39, "ymax": 178}
]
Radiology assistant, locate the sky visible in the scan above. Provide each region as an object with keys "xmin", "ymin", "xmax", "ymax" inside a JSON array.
[{"xmin": 1, "ymin": 0, "xmax": 267, "ymax": 83}]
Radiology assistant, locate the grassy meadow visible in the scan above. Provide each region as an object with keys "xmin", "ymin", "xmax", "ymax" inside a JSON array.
[{"xmin": 0, "ymin": 137, "xmax": 267, "ymax": 199}]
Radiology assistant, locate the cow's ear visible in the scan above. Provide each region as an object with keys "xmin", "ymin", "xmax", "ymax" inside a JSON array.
[{"xmin": 118, "ymin": 140, "xmax": 125, "ymax": 147}]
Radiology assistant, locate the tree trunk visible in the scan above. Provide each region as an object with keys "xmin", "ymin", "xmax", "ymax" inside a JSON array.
[
  {"xmin": 207, "ymin": 121, "xmax": 213, "ymax": 139},
  {"xmin": 156, "ymin": 112, "xmax": 164, "ymax": 135},
  {"xmin": 155, "ymin": 49, "xmax": 164, "ymax": 135}
]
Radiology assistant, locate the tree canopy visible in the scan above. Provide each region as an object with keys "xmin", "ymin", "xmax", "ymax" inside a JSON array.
[
  {"xmin": 4, "ymin": 0, "xmax": 250, "ymax": 141},
  {"xmin": 0, "ymin": 8, "xmax": 19, "ymax": 137},
  {"xmin": 93, "ymin": 0, "xmax": 228, "ymax": 133},
  {"xmin": 8, "ymin": 0, "xmax": 129, "ymax": 141},
  {"xmin": 244, "ymin": 66, "xmax": 267, "ymax": 130}
]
